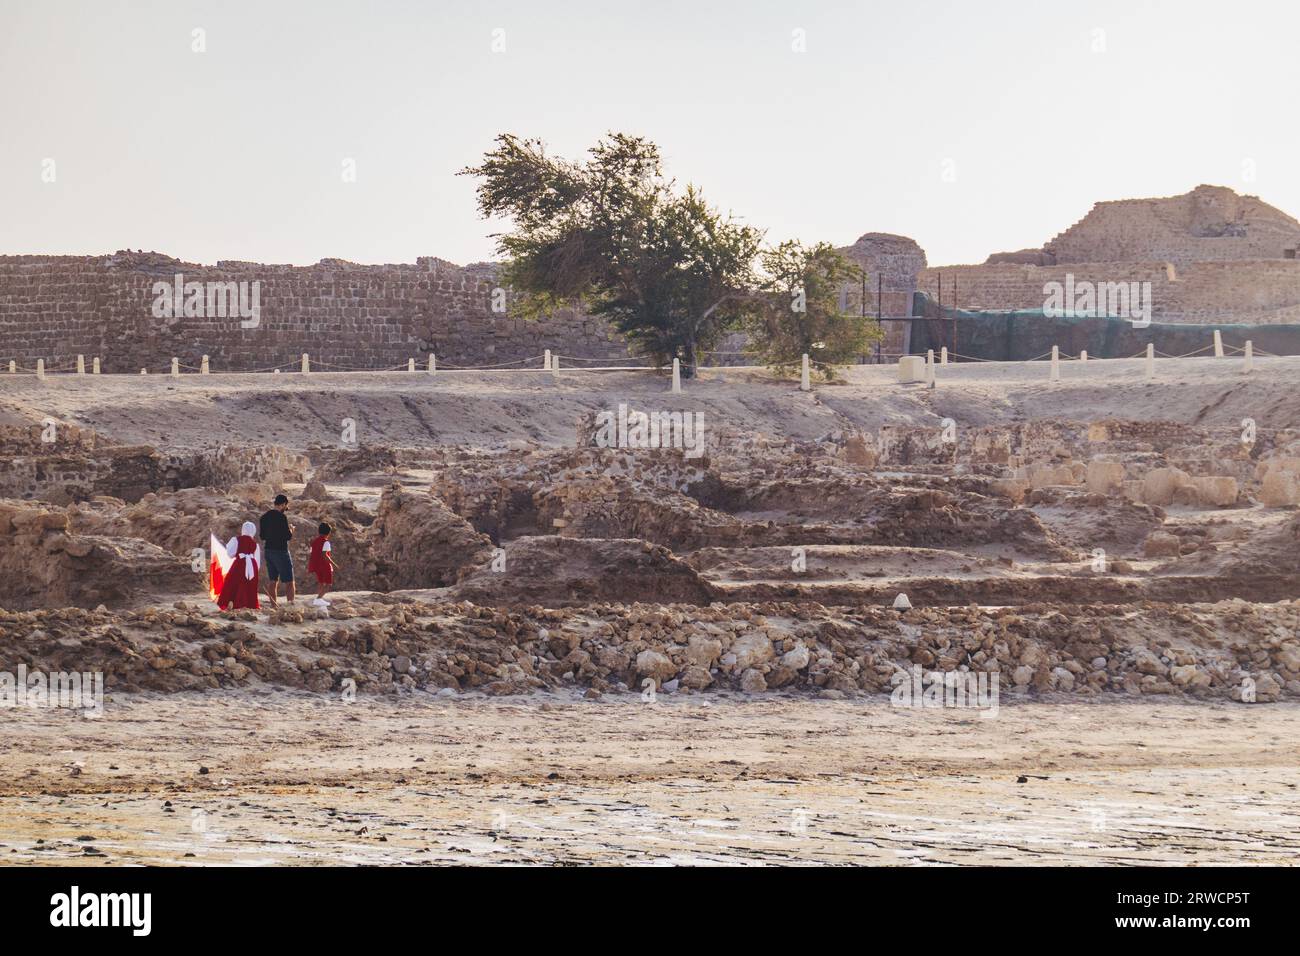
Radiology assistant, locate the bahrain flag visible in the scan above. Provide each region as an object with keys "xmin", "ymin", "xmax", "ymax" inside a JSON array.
[{"xmin": 209, "ymin": 532, "xmax": 234, "ymax": 602}]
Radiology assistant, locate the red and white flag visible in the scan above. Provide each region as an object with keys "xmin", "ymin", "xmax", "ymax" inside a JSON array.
[{"xmin": 209, "ymin": 532, "xmax": 233, "ymax": 602}]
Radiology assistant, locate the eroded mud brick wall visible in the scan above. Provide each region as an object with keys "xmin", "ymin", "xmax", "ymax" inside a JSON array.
[{"xmin": 0, "ymin": 251, "xmax": 630, "ymax": 372}]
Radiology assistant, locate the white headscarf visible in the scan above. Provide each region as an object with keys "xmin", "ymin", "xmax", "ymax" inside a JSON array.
[{"xmin": 226, "ymin": 521, "xmax": 262, "ymax": 580}]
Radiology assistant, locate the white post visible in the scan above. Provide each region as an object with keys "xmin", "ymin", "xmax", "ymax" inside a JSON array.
[
  {"xmin": 201, "ymin": 355, "xmax": 210, "ymax": 374},
  {"xmin": 1145, "ymin": 343, "xmax": 1155, "ymax": 381},
  {"xmin": 672, "ymin": 357, "xmax": 682, "ymax": 393},
  {"xmin": 800, "ymin": 354, "xmax": 811, "ymax": 391},
  {"xmin": 92, "ymin": 357, "xmax": 100, "ymax": 374},
  {"xmin": 1244, "ymin": 340, "xmax": 1254, "ymax": 373},
  {"xmin": 925, "ymin": 349, "xmax": 936, "ymax": 388},
  {"xmin": 8, "ymin": 360, "xmax": 15, "ymax": 374},
  {"xmin": 301, "ymin": 353, "xmax": 310, "ymax": 374},
  {"xmin": 544, "ymin": 349, "xmax": 551, "ymax": 372},
  {"xmin": 1079, "ymin": 350, "xmax": 1088, "ymax": 363},
  {"xmin": 407, "ymin": 358, "xmax": 415, "ymax": 372},
  {"xmin": 1213, "ymin": 329, "xmax": 1224, "ymax": 358},
  {"xmin": 940, "ymin": 346, "xmax": 948, "ymax": 366},
  {"xmin": 171, "ymin": 357, "xmax": 179, "ymax": 378},
  {"xmin": 552, "ymin": 354, "xmax": 559, "ymax": 374},
  {"xmin": 76, "ymin": 354, "xmax": 85, "ymax": 375},
  {"xmin": 140, "ymin": 368, "xmax": 147, "ymax": 375},
  {"xmin": 36, "ymin": 359, "xmax": 45, "ymax": 381},
  {"xmin": 428, "ymin": 354, "xmax": 435, "ymax": 375},
  {"xmin": 1050, "ymin": 345, "xmax": 1060, "ymax": 382}
]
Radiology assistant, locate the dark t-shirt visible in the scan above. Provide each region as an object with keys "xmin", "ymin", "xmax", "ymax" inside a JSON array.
[{"xmin": 259, "ymin": 509, "xmax": 292, "ymax": 551}]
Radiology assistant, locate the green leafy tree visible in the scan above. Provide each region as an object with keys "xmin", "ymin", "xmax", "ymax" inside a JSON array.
[
  {"xmin": 749, "ymin": 241, "xmax": 879, "ymax": 378},
  {"xmin": 461, "ymin": 133, "xmax": 763, "ymax": 375}
]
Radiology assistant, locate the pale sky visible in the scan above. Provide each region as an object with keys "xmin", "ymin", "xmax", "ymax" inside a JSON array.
[{"xmin": 2, "ymin": 0, "xmax": 1297, "ymax": 268}]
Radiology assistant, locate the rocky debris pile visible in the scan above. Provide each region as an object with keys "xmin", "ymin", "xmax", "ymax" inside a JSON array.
[{"xmin": 2, "ymin": 597, "xmax": 1297, "ymax": 703}]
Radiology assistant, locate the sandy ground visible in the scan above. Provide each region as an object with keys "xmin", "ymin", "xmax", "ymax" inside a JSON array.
[
  {"xmin": 2, "ymin": 354, "xmax": 1298, "ymax": 451},
  {"xmin": 3, "ymin": 692, "xmax": 1298, "ymax": 866}
]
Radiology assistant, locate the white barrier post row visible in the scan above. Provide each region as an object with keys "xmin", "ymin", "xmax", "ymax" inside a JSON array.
[
  {"xmin": 672, "ymin": 357, "xmax": 681, "ymax": 393},
  {"xmin": 428, "ymin": 354, "xmax": 436, "ymax": 375},
  {"xmin": 1050, "ymin": 345, "xmax": 1060, "ymax": 382},
  {"xmin": 1145, "ymin": 343, "xmax": 1155, "ymax": 381},
  {"xmin": 925, "ymin": 349, "xmax": 936, "ymax": 388},
  {"xmin": 76, "ymin": 354, "xmax": 85, "ymax": 375},
  {"xmin": 92, "ymin": 357, "xmax": 100, "ymax": 374},
  {"xmin": 301, "ymin": 353, "xmax": 310, "ymax": 374},
  {"xmin": 1213, "ymin": 330, "xmax": 1224, "ymax": 358},
  {"xmin": 201, "ymin": 355, "xmax": 210, "ymax": 374},
  {"xmin": 36, "ymin": 359, "xmax": 45, "ymax": 381},
  {"xmin": 1244, "ymin": 340, "xmax": 1254, "ymax": 373},
  {"xmin": 171, "ymin": 358, "xmax": 179, "ymax": 378},
  {"xmin": 800, "ymin": 354, "xmax": 811, "ymax": 391},
  {"xmin": 940, "ymin": 346, "xmax": 948, "ymax": 366},
  {"xmin": 1080, "ymin": 350, "xmax": 1088, "ymax": 363}
]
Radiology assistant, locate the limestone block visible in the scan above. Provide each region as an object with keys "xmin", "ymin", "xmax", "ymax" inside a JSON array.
[
  {"xmin": 1261, "ymin": 469, "xmax": 1300, "ymax": 506},
  {"xmin": 1143, "ymin": 532, "xmax": 1182, "ymax": 557},
  {"xmin": 1140, "ymin": 467, "xmax": 1193, "ymax": 506},
  {"xmin": 1086, "ymin": 460, "xmax": 1125, "ymax": 495},
  {"xmin": 1193, "ymin": 476, "xmax": 1239, "ymax": 507}
]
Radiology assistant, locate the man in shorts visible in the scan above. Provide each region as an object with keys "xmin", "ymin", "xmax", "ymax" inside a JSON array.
[{"xmin": 259, "ymin": 493, "xmax": 296, "ymax": 607}]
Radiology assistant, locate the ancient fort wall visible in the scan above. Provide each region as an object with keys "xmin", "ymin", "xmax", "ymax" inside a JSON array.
[
  {"xmin": 0, "ymin": 251, "xmax": 629, "ymax": 372},
  {"xmin": 918, "ymin": 260, "xmax": 1300, "ymax": 324}
]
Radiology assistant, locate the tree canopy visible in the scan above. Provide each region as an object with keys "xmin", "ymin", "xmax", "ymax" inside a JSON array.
[{"xmin": 462, "ymin": 133, "xmax": 876, "ymax": 376}]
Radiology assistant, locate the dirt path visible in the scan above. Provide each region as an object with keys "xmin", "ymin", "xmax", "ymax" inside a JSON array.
[{"xmin": 4, "ymin": 692, "xmax": 1297, "ymax": 865}]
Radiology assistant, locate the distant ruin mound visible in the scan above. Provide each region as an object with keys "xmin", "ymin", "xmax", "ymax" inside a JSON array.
[{"xmin": 985, "ymin": 185, "xmax": 1300, "ymax": 267}]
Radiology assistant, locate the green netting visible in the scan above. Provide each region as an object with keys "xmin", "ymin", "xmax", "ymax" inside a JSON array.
[{"xmin": 908, "ymin": 295, "xmax": 1300, "ymax": 360}]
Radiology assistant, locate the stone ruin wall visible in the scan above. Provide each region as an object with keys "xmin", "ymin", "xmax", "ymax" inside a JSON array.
[
  {"xmin": 946, "ymin": 187, "xmax": 1300, "ymax": 327},
  {"xmin": 1043, "ymin": 185, "xmax": 1300, "ymax": 266},
  {"xmin": 917, "ymin": 260, "xmax": 1300, "ymax": 324},
  {"xmin": 0, "ymin": 251, "xmax": 630, "ymax": 373},
  {"xmin": 837, "ymin": 233, "xmax": 927, "ymax": 357}
]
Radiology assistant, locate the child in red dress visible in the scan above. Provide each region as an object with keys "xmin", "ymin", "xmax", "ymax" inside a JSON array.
[{"xmin": 306, "ymin": 522, "xmax": 337, "ymax": 606}]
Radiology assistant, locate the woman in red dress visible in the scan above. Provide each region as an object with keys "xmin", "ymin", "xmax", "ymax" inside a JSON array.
[{"xmin": 217, "ymin": 521, "xmax": 261, "ymax": 611}]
